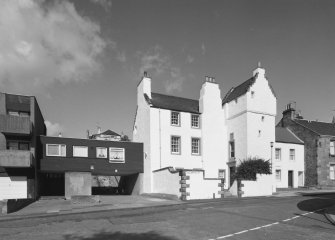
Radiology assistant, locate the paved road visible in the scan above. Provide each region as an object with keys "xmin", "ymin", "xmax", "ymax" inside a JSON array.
[{"xmin": 1, "ymin": 194, "xmax": 335, "ymax": 240}]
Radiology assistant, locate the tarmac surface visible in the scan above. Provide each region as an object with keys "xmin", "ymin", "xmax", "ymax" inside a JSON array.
[
  {"xmin": 0, "ymin": 191, "xmax": 334, "ymax": 240},
  {"xmin": 0, "ymin": 189, "xmax": 334, "ymax": 223}
]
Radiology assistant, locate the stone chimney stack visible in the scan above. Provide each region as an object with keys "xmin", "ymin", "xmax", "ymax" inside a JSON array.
[
  {"xmin": 253, "ymin": 62, "xmax": 266, "ymax": 78},
  {"xmin": 138, "ymin": 71, "xmax": 151, "ymax": 99},
  {"xmin": 282, "ymin": 102, "xmax": 296, "ymax": 120},
  {"xmin": 199, "ymin": 76, "xmax": 221, "ymax": 113}
]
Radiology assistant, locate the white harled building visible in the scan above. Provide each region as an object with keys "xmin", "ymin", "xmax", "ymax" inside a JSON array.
[{"xmin": 133, "ymin": 66, "xmax": 303, "ymax": 200}]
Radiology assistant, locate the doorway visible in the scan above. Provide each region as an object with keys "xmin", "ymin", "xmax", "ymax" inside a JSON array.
[
  {"xmin": 39, "ymin": 173, "xmax": 65, "ymax": 196},
  {"xmin": 298, "ymin": 171, "xmax": 304, "ymax": 187},
  {"xmin": 229, "ymin": 166, "xmax": 236, "ymax": 187},
  {"xmin": 288, "ymin": 171, "xmax": 294, "ymax": 188}
]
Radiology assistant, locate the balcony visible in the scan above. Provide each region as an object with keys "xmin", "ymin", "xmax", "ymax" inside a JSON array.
[
  {"xmin": 0, "ymin": 114, "xmax": 31, "ymax": 135},
  {"xmin": 0, "ymin": 150, "xmax": 33, "ymax": 167}
]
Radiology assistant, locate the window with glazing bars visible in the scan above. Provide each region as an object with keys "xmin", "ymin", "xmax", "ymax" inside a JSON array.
[
  {"xmin": 171, "ymin": 112, "xmax": 180, "ymax": 126},
  {"xmin": 191, "ymin": 138, "xmax": 200, "ymax": 155},
  {"xmin": 171, "ymin": 136, "xmax": 180, "ymax": 154}
]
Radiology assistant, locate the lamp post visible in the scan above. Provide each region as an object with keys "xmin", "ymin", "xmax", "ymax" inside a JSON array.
[{"xmin": 270, "ymin": 142, "xmax": 274, "ymax": 173}]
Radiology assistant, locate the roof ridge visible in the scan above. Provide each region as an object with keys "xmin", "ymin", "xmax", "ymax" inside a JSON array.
[
  {"xmin": 292, "ymin": 119, "xmax": 321, "ymax": 135},
  {"xmin": 297, "ymin": 119, "xmax": 334, "ymax": 125}
]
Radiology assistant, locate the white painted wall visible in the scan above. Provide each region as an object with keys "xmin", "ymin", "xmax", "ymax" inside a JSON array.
[
  {"xmin": 153, "ymin": 168, "xmax": 181, "ymax": 197},
  {"xmin": 150, "ymin": 108, "xmax": 202, "ymax": 171},
  {"xmin": 199, "ymin": 81, "xmax": 227, "ymax": 178},
  {"xmin": 133, "ymin": 76, "xmax": 152, "ymax": 193},
  {"xmin": 0, "ymin": 176, "xmax": 27, "ymax": 200},
  {"xmin": 241, "ymin": 174, "xmax": 273, "ymax": 197},
  {"xmin": 246, "ymin": 69, "xmax": 276, "ymax": 161},
  {"xmin": 186, "ymin": 170, "xmax": 221, "ymax": 200},
  {"xmin": 273, "ymin": 142, "xmax": 304, "ymax": 188},
  {"xmin": 246, "ymin": 112, "xmax": 275, "ymax": 160}
]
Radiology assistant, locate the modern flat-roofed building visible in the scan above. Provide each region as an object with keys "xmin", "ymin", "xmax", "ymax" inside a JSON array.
[
  {"xmin": 0, "ymin": 93, "xmax": 46, "ymax": 200},
  {"xmin": 38, "ymin": 136, "xmax": 143, "ymax": 199}
]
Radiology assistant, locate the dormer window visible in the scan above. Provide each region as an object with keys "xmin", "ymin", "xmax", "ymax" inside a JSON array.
[
  {"xmin": 191, "ymin": 114, "xmax": 200, "ymax": 128},
  {"xmin": 171, "ymin": 111, "xmax": 180, "ymax": 126}
]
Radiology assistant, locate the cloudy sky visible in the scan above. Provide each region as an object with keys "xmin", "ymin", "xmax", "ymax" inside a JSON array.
[{"xmin": 1, "ymin": 0, "xmax": 334, "ymax": 138}]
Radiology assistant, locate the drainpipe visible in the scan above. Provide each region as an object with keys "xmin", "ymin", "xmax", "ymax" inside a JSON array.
[{"xmin": 159, "ymin": 108, "xmax": 162, "ymax": 169}]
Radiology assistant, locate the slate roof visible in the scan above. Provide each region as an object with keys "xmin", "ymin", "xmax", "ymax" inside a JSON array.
[
  {"xmin": 222, "ymin": 77, "xmax": 256, "ymax": 104},
  {"xmin": 276, "ymin": 127, "xmax": 304, "ymax": 145},
  {"xmin": 294, "ymin": 119, "xmax": 335, "ymax": 137},
  {"xmin": 101, "ymin": 130, "xmax": 121, "ymax": 136},
  {"xmin": 90, "ymin": 129, "xmax": 121, "ymax": 138},
  {"xmin": 147, "ymin": 92, "xmax": 200, "ymax": 114}
]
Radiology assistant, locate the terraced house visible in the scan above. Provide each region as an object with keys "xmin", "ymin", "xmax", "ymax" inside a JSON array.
[{"xmin": 278, "ymin": 104, "xmax": 335, "ymax": 188}]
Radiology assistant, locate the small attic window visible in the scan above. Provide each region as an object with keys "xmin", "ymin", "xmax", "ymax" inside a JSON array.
[
  {"xmin": 258, "ymin": 130, "xmax": 261, "ymax": 137},
  {"xmin": 261, "ymin": 116, "xmax": 265, "ymax": 122},
  {"xmin": 235, "ymin": 98, "xmax": 238, "ymax": 103},
  {"xmin": 251, "ymin": 91, "xmax": 255, "ymax": 98}
]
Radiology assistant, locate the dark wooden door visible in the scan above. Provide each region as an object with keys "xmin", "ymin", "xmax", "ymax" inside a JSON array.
[{"xmin": 288, "ymin": 171, "xmax": 293, "ymax": 188}]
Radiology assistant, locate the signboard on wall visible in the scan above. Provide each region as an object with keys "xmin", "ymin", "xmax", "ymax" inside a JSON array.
[{"xmin": 109, "ymin": 147, "xmax": 125, "ymax": 163}]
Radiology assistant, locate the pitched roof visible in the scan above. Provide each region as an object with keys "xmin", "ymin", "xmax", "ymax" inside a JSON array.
[
  {"xmin": 148, "ymin": 92, "xmax": 200, "ymax": 114},
  {"xmin": 276, "ymin": 127, "xmax": 304, "ymax": 145},
  {"xmin": 294, "ymin": 119, "xmax": 335, "ymax": 137},
  {"xmin": 222, "ymin": 77, "xmax": 256, "ymax": 104},
  {"xmin": 90, "ymin": 129, "xmax": 121, "ymax": 138},
  {"xmin": 101, "ymin": 130, "xmax": 121, "ymax": 136}
]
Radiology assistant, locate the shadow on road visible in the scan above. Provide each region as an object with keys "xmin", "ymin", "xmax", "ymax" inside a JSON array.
[
  {"xmin": 297, "ymin": 196, "xmax": 335, "ymax": 226},
  {"xmin": 64, "ymin": 231, "xmax": 180, "ymax": 240}
]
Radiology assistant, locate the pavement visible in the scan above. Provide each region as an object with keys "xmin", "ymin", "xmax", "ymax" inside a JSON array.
[{"xmin": 1, "ymin": 189, "xmax": 335, "ymax": 224}]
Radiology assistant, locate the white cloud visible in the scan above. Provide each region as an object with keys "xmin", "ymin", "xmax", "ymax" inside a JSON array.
[
  {"xmin": 138, "ymin": 46, "xmax": 185, "ymax": 94},
  {"xmin": 164, "ymin": 67, "xmax": 185, "ymax": 94},
  {"xmin": 186, "ymin": 55, "xmax": 194, "ymax": 63},
  {"xmin": 45, "ymin": 120, "xmax": 64, "ymax": 137},
  {"xmin": 0, "ymin": 0, "xmax": 107, "ymax": 92},
  {"xmin": 116, "ymin": 51, "xmax": 126, "ymax": 63},
  {"xmin": 90, "ymin": 0, "xmax": 112, "ymax": 11},
  {"xmin": 201, "ymin": 43, "xmax": 206, "ymax": 55},
  {"xmin": 138, "ymin": 46, "xmax": 170, "ymax": 76}
]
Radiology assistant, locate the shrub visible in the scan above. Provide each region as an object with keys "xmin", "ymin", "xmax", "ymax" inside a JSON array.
[{"xmin": 235, "ymin": 157, "xmax": 271, "ymax": 181}]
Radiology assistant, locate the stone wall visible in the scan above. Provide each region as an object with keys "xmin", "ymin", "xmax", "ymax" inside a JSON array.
[{"xmin": 317, "ymin": 137, "xmax": 335, "ymax": 187}]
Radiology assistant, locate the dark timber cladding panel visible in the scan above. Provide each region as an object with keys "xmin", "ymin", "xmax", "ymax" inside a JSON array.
[{"xmin": 39, "ymin": 136, "xmax": 143, "ymax": 175}]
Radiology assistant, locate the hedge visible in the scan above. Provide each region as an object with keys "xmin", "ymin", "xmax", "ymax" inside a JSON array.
[{"xmin": 235, "ymin": 157, "xmax": 271, "ymax": 181}]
